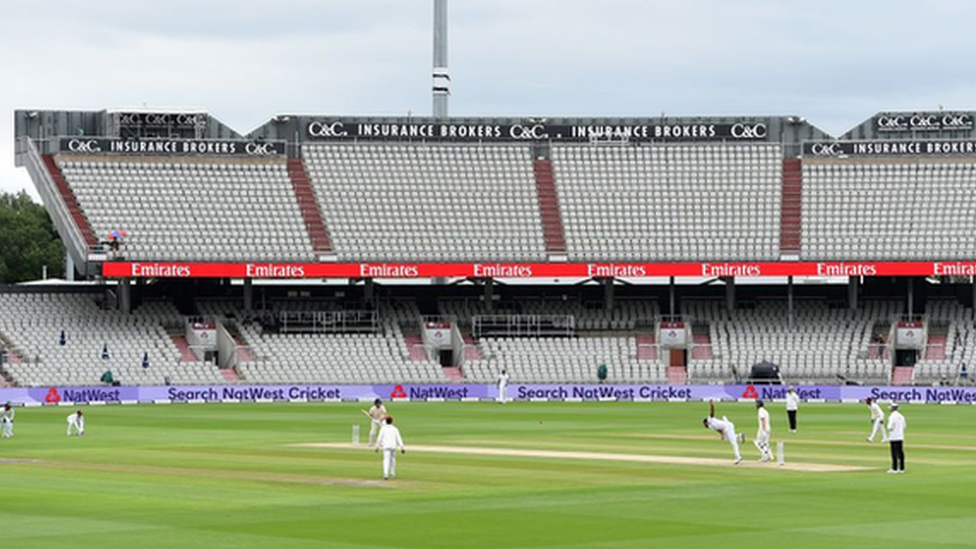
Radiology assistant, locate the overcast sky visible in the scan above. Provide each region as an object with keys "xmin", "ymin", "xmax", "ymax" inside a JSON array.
[{"xmin": 2, "ymin": 0, "xmax": 976, "ymax": 197}]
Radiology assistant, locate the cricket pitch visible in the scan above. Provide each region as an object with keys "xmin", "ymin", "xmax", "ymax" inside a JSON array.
[{"xmin": 293, "ymin": 442, "xmax": 869, "ymax": 472}]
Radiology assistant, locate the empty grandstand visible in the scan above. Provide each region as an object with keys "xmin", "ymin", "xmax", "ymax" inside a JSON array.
[
  {"xmin": 802, "ymin": 160, "xmax": 976, "ymax": 260},
  {"xmin": 5, "ymin": 108, "xmax": 976, "ymax": 391},
  {"xmin": 303, "ymin": 143, "xmax": 547, "ymax": 261},
  {"xmin": 552, "ymin": 144, "xmax": 782, "ymax": 261},
  {"xmin": 59, "ymin": 157, "xmax": 315, "ymax": 262},
  {"xmin": 0, "ymin": 293, "xmax": 226, "ymax": 387}
]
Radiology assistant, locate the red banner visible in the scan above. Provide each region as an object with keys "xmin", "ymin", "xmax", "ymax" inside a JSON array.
[{"xmin": 99, "ymin": 261, "xmax": 976, "ymax": 279}]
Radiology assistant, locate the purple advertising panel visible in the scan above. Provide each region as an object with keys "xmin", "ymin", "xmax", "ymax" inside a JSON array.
[{"xmin": 1, "ymin": 383, "xmax": 974, "ymax": 405}]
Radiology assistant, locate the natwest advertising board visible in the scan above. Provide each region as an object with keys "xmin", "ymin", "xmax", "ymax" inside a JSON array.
[
  {"xmin": 101, "ymin": 261, "xmax": 976, "ymax": 279},
  {"xmin": 5, "ymin": 383, "xmax": 976, "ymax": 405}
]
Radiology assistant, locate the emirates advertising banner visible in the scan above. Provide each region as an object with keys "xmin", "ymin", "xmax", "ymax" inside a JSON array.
[
  {"xmin": 101, "ymin": 261, "xmax": 976, "ymax": 279},
  {"xmin": 5, "ymin": 383, "xmax": 976, "ymax": 406}
]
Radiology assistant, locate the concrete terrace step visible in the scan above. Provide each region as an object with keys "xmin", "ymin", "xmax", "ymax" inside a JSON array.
[
  {"xmin": 462, "ymin": 334, "xmax": 483, "ymax": 360},
  {"xmin": 287, "ymin": 158, "xmax": 334, "ymax": 254},
  {"xmin": 442, "ymin": 367, "xmax": 463, "ymax": 382},
  {"xmin": 780, "ymin": 158, "xmax": 803, "ymax": 254},
  {"xmin": 533, "ymin": 158, "xmax": 568, "ymax": 253},
  {"xmin": 43, "ymin": 155, "xmax": 97, "ymax": 246},
  {"xmin": 925, "ymin": 335, "xmax": 947, "ymax": 360},
  {"xmin": 692, "ymin": 334, "xmax": 712, "ymax": 360},
  {"xmin": 171, "ymin": 335, "xmax": 199, "ymax": 362},
  {"xmin": 636, "ymin": 334, "xmax": 657, "ymax": 360},
  {"xmin": 404, "ymin": 335, "xmax": 429, "ymax": 362},
  {"xmin": 666, "ymin": 366, "xmax": 687, "ymax": 385},
  {"xmin": 892, "ymin": 366, "xmax": 914, "ymax": 386}
]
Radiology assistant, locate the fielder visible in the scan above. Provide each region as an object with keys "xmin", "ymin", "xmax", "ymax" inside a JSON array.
[
  {"xmin": 363, "ymin": 398, "xmax": 387, "ymax": 446},
  {"xmin": 375, "ymin": 416, "xmax": 405, "ymax": 480},
  {"xmin": 1, "ymin": 402, "xmax": 14, "ymax": 439},
  {"xmin": 497, "ymin": 369, "xmax": 510, "ymax": 404},
  {"xmin": 865, "ymin": 397, "xmax": 888, "ymax": 443},
  {"xmin": 703, "ymin": 400, "xmax": 742, "ymax": 464},
  {"xmin": 67, "ymin": 410, "xmax": 85, "ymax": 436},
  {"xmin": 754, "ymin": 399, "xmax": 774, "ymax": 462}
]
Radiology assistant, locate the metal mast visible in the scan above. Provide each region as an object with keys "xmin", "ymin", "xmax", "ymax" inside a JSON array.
[{"xmin": 432, "ymin": 0, "xmax": 449, "ymax": 119}]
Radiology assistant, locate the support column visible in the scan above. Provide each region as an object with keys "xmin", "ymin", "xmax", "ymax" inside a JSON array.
[
  {"xmin": 364, "ymin": 279, "xmax": 375, "ymax": 305},
  {"xmin": 65, "ymin": 251, "xmax": 75, "ymax": 281},
  {"xmin": 725, "ymin": 277, "xmax": 736, "ymax": 312},
  {"xmin": 484, "ymin": 278, "xmax": 495, "ymax": 312},
  {"xmin": 119, "ymin": 278, "xmax": 132, "ymax": 313},
  {"xmin": 787, "ymin": 275, "xmax": 794, "ymax": 331},
  {"xmin": 669, "ymin": 277, "xmax": 676, "ymax": 316},
  {"xmin": 243, "ymin": 278, "xmax": 253, "ymax": 311},
  {"xmin": 972, "ymin": 276, "xmax": 975, "ymax": 310},
  {"xmin": 907, "ymin": 277, "xmax": 915, "ymax": 318},
  {"xmin": 603, "ymin": 278, "xmax": 615, "ymax": 312},
  {"xmin": 848, "ymin": 276, "xmax": 858, "ymax": 311}
]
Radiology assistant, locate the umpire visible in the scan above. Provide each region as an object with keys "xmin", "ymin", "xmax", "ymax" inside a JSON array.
[{"xmin": 887, "ymin": 403, "xmax": 907, "ymax": 473}]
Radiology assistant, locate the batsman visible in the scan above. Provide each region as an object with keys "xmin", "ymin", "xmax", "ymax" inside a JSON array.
[{"xmin": 363, "ymin": 398, "xmax": 388, "ymax": 447}]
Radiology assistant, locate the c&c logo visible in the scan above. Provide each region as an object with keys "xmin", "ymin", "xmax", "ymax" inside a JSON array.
[
  {"xmin": 67, "ymin": 139, "xmax": 102, "ymax": 153},
  {"xmin": 730, "ymin": 123, "xmax": 767, "ymax": 139},
  {"xmin": 307, "ymin": 121, "xmax": 348, "ymax": 138}
]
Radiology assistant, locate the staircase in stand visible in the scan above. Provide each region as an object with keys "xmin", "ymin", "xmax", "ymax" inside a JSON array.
[
  {"xmin": 636, "ymin": 334, "xmax": 657, "ymax": 360},
  {"xmin": 780, "ymin": 158, "xmax": 803, "ymax": 256},
  {"xmin": 925, "ymin": 334, "xmax": 947, "ymax": 360},
  {"xmin": 691, "ymin": 333, "xmax": 713, "ymax": 360},
  {"xmin": 666, "ymin": 366, "xmax": 688, "ymax": 385},
  {"xmin": 286, "ymin": 158, "xmax": 334, "ymax": 256},
  {"xmin": 462, "ymin": 334, "xmax": 483, "ymax": 360},
  {"xmin": 442, "ymin": 367, "xmax": 463, "ymax": 382},
  {"xmin": 404, "ymin": 335, "xmax": 429, "ymax": 361},
  {"xmin": 233, "ymin": 335, "xmax": 254, "ymax": 363},
  {"xmin": 532, "ymin": 158, "xmax": 568, "ymax": 257},
  {"xmin": 220, "ymin": 369, "xmax": 240, "ymax": 382},
  {"xmin": 892, "ymin": 366, "xmax": 915, "ymax": 386},
  {"xmin": 42, "ymin": 155, "xmax": 97, "ymax": 246},
  {"xmin": 171, "ymin": 336, "xmax": 199, "ymax": 362}
]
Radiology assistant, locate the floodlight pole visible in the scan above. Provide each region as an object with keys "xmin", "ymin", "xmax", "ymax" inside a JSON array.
[{"xmin": 432, "ymin": 0, "xmax": 449, "ymax": 119}]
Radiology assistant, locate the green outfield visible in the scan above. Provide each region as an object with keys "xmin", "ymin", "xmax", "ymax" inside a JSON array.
[{"xmin": 0, "ymin": 401, "xmax": 973, "ymax": 548}]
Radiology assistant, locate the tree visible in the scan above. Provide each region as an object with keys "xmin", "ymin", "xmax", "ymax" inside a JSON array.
[{"xmin": 0, "ymin": 191, "xmax": 65, "ymax": 283}]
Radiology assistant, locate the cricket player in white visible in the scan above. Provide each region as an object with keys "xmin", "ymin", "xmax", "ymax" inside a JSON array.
[
  {"xmin": 375, "ymin": 416, "xmax": 405, "ymax": 480},
  {"xmin": 703, "ymin": 400, "xmax": 742, "ymax": 464},
  {"xmin": 754, "ymin": 399, "xmax": 774, "ymax": 462},
  {"xmin": 67, "ymin": 410, "xmax": 85, "ymax": 436},
  {"xmin": 785, "ymin": 387, "xmax": 799, "ymax": 433},
  {"xmin": 497, "ymin": 369, "xmax": 510, "ymax": 404},
  {"xmin": 865, "ymin": 397, "xmax": 888, "ymax": 443},
  {"xmin": 887, "ymin": 403, "xmax": 906, "ymax": 473},
  {"xmin": 1, "ymin": 403, "xmax": 14, "ymax": 439},
  {"xmin": 364, "ymin": 398, "xmax": 387, "ymax": 447}
]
